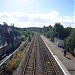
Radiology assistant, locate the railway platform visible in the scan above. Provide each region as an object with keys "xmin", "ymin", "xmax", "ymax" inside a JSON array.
[{"xmin": 41, "ymin": 35, "xmax": 75, "ymax": 75}]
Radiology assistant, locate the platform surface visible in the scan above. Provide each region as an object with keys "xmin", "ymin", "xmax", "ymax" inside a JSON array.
[{"xmin": 41, "ymin": 35, "xmax": 75, "ymax": 75}]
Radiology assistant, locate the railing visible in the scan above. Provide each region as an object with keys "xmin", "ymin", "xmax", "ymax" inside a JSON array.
[{"xmin": 0, "ymin": 40, "xmax": 28, "ymax": 74}]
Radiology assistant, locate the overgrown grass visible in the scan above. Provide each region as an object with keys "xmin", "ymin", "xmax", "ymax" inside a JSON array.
[{"xmin": 5, "ymin": 43, "xmax": 29, "ymax": 74}]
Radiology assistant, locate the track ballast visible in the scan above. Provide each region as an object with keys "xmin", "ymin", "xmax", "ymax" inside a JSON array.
[{"xmin": 16, "ymin": 34, "xmax": 64, "ymax": 75}]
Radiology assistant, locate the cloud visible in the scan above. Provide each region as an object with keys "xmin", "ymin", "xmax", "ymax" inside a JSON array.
[{"xmin": 0, "ymin": 11, "xmax": 74, "ymax": 28}]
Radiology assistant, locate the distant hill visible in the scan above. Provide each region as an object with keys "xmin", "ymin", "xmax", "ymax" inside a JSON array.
[{"xmin": 20, "ymin": 27, "xmax": 43, "ymax": 33}]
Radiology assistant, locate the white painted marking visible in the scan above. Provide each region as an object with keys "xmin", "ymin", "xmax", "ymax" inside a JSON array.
[{"xmin": 41, "ymin": 36, "xmax": 71, "ymax": 75}]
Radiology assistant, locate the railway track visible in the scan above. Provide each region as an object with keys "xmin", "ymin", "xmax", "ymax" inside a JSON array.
[
  {"xmin": 20, "ymin": 34, "xmax": 62, "ymax": 75},
  {"xmin": 22, "ymin": 36, "xmax": 36, "ymax": 75},
  {"xmin": 38, "ymin": 35, "xmax": 57, "ymax": 75}
]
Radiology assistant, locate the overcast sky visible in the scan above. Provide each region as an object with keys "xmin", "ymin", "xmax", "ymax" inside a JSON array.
[{"xmin": 0, "ymin": 0, "xmax": 75, "ymax": 28}]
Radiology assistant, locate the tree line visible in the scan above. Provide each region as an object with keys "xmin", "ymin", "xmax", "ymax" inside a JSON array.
[
  {"xmin": 42, "ymin": 23, "xmax": 75, "ymax": 56},
  {"xmin": 0, "ymin": 22, "xmax": 75, "ymax": 56},
  {"xmin": 16, "ymin": 23, "xmax": 75, "ymax": 56},
  {"xmin": 0, "ymin": 22, "xmax": 33, "ymax": 42}
]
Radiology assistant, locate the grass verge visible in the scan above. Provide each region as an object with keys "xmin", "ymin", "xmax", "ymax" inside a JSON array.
[{"xmin": 5, "ymin": 42, "xmax": 29, "ymax": 75}]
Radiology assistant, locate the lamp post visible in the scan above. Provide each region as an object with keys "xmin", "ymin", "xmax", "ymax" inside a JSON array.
[
  {"xmin": 56, "ymin": 32, "xmax": 59, "ymax": 39},
  {"xmin": 55, "ymin": 32, "xmax": 59, "ymax": 47}
]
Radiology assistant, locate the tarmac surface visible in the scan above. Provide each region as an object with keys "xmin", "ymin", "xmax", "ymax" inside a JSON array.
[{"xmin": 41, "ymin": 35, "xmax": 75, "ymax": 75}]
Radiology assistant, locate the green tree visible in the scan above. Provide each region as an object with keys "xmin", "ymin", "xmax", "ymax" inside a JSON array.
[
  {"xmin": 64, "ymin": 27, "xmax": 72, "ymax": 38},
  {"xmin": 65, "ymin": 29, "xmax": 75, "ymax": 55},
  {"xmin": 54, "ymin": 23, "xmax": 64, "ymax": 39}
]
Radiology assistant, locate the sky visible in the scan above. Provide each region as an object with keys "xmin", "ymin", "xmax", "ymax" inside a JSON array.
[{"xmin": 0, "ymin": 0, "xmax": 75, "ymax": 28}]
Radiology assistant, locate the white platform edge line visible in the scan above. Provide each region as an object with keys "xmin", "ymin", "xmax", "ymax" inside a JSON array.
[{"xmin": 41, "ymin": 36, "xmax": 71, "ymax": 75}]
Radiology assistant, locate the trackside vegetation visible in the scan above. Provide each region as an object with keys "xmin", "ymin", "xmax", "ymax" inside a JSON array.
[
  {"xmin": 4, "ymin": 42, "xmax": 29, "ymax": 75},
  {"xmin": 42, "ymin": 23, "xmax": 75, "ymax": 56},
  {"xmin": 22, "ymin": 23, "xmax": 75, "ymax": 56},
  {"xmin": 0, "ymin": 22, "xmax": 75, "ymax": 57}
]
